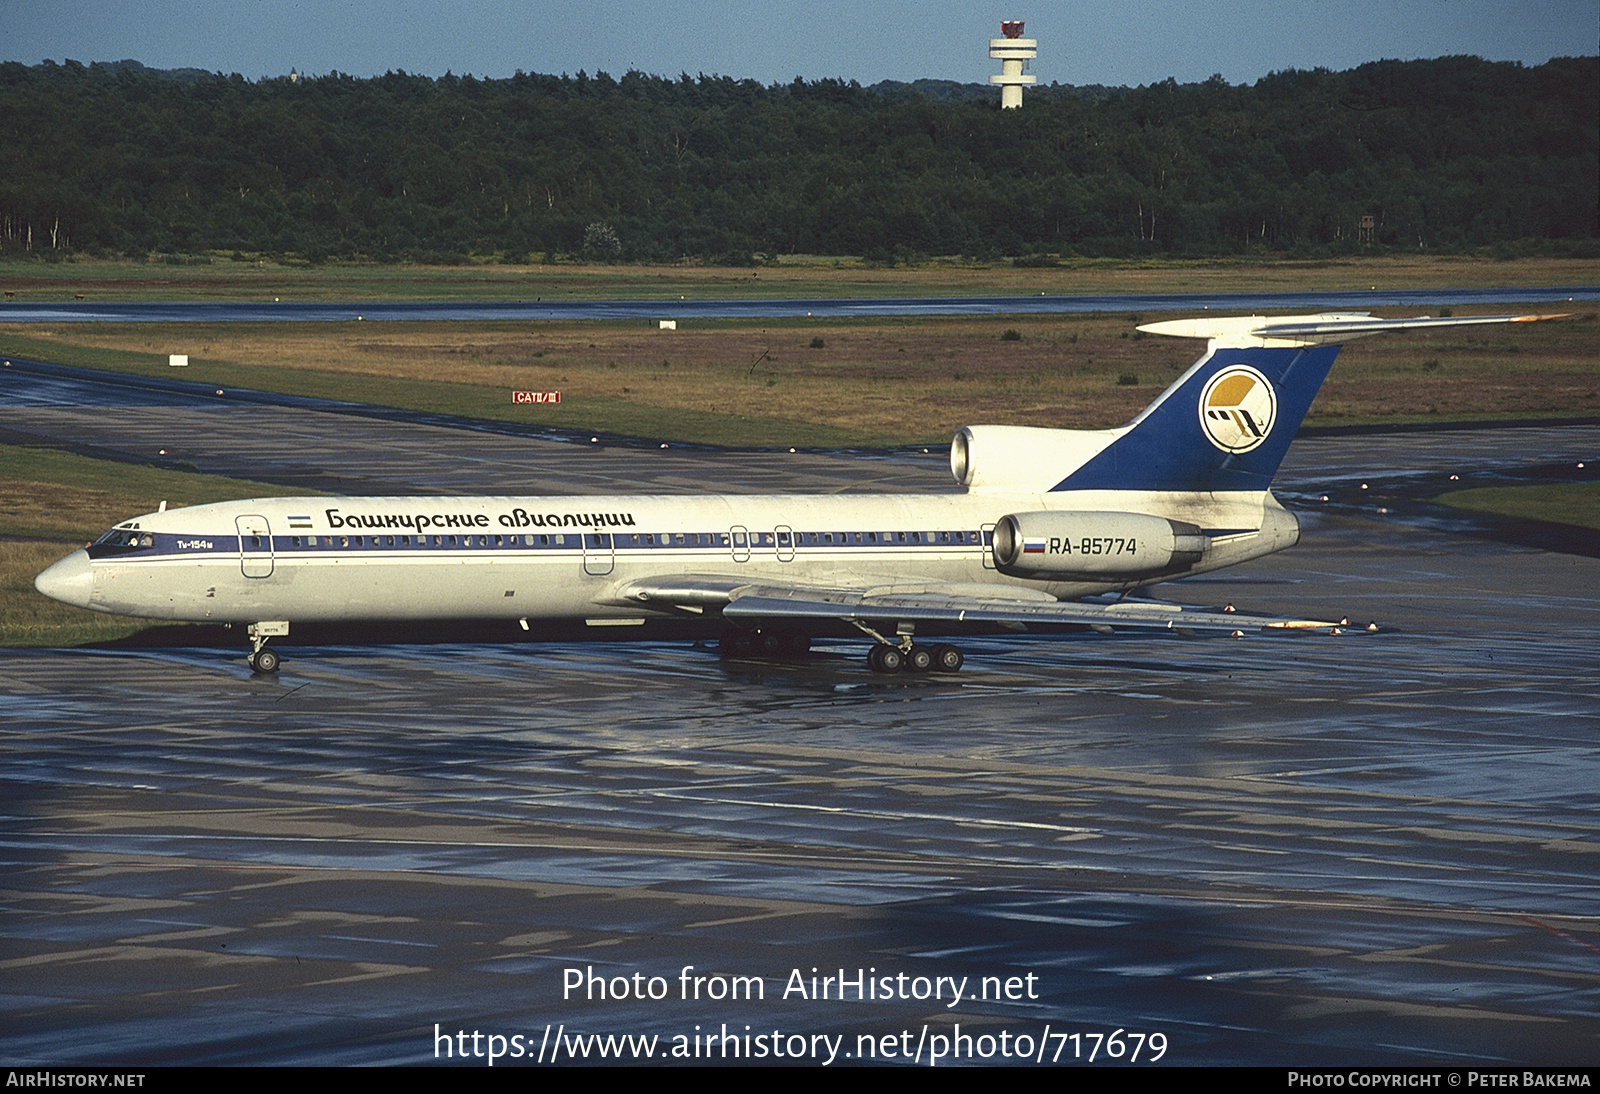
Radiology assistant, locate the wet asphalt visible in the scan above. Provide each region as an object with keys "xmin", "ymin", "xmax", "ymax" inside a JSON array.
[{"xmin": 2, "ymin": 360, "xmax": 1598, "ymax": 1066}]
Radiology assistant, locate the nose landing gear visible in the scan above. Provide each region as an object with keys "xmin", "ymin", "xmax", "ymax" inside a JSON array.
[{"xmin": 246, "ymin": 621, "xmax": 289, "ymax": 674}]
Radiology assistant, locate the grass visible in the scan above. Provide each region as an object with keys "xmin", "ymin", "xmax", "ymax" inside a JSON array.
[
  {"xmin": 2, "ymin": 254, "xmax": 1597, "ymax": 303},
  {"xmin": 0, "ymin": 443, "xmax": 323, "ymax": 647},
  {"xmin": 2, "ymin": 539, "xmax": 148, "ymax": 647},
  {"xmin": 4, "ymin": 306, "xmax": 1595, "ymax": 446},
  {"xmin": 1436, "ymin": 482, "xmax": 1600, "ymax": 531}
]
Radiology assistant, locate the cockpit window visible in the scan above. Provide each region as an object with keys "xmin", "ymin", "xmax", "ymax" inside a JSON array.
[
  {"xmin": 88, "ymin": 528, "xmax": 156, "ymax": 558},
  {"xmin": 95, "ymin": 529, "xmax": 148, "ymax": 548}
]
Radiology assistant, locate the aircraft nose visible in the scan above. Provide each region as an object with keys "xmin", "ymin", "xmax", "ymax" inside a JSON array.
[{"xmin": 35, "ymin": 549, "xmax": 94, "ymax": 609}]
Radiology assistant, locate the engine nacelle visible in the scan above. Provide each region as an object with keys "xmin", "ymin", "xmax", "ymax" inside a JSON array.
[{"xmin": 992, "ymin": 511, "xmax": 1207, "ymax": 579}]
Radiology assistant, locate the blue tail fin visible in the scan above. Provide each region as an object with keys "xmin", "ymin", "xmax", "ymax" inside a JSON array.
[{"xmin": 1050, "ymin": 345, "xmax": 1341, "ymax": 493}]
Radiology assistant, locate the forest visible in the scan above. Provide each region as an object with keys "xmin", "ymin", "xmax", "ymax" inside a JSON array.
[{"xmin": 1, "ymin": 55, "xmax": 1595, "ymax": 264}]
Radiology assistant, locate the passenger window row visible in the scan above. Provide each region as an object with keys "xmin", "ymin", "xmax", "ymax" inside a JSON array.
[
  {"xmin": 96, "ymin": 529, "xmax": 993, "ymax": 553},
  {"xmin": 288, "ymin": 533, "xmax": 571, "ymax": 548},
  {"xmin": 280, "ymin": 529, "xmax": 991, "ymax": 550}
]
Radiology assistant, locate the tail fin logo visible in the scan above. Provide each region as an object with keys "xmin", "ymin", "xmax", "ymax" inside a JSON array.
[{"xmin": 1198, "ymin": 365, "xmax": 1278, "ymax": 453}]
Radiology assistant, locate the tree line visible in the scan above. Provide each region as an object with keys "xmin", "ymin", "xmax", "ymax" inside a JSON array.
[{"xmin": 1, "ymin": 55, "xmax": 1594, "ymax": 263}]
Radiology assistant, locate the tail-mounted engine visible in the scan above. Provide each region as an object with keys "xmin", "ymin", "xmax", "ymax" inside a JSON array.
[
  {"xmin": 951, "ymin": 425, "xmax": 1117, "ymax": 492},
  {"xmin": 992, "ymin": 511, "xmax": 1207, "ymax": 579}
]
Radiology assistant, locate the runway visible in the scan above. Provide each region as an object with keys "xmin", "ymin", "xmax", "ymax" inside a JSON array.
[{"xmin": 3, "ymin": 367, "xmax": 1598, "ymax": 1065}]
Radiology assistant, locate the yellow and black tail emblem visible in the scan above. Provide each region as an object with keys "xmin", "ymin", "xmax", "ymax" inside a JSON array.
[{"xmin": 1198, "ymin": 365, "xmax": 1277, "ymax": 453}]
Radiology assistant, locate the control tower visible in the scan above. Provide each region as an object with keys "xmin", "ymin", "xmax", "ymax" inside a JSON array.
[{"xmin": 989, "ymin": 20, "xmax": 1037, "ymax": 109}]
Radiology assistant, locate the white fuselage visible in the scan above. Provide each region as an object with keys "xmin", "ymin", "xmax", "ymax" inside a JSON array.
[{"xmin": 58, "ymin": 489, "xmax": 1299, "ymax": 626}]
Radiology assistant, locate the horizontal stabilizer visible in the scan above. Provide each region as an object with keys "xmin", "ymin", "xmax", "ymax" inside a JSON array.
[{"xmin": 1138, "ymin": 312, "xmax": 1568, "ymax": 348}]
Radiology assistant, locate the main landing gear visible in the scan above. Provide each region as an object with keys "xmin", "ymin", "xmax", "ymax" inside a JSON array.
[
  {"xmin": 718, "ymin": 626, "xmax": 965, "ymax": 674},
  {"xmin": 851, "ymin": 621, "xmax": 964, "ymax": 674},
  {"xmin": 866, "ymin": 641, "xmax": 963, "ymax": 674},
  {"xmin": 246, "ymin": 621, "xmax": 289, "ymax": 674}
]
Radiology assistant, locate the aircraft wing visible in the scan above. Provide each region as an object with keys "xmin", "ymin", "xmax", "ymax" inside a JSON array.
[{"xmin": 609, "ymin": 575, "xmax": 1359, "ymax": 635}]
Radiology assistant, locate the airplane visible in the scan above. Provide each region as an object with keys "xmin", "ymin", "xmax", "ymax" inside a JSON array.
[{"xmin": 34, "ymin": 310, "xmax": 1563, "ymax": 675}]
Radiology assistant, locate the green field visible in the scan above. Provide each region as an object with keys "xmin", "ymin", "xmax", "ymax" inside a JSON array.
[
  {"xmin": 1, "ymin": 444, "xmax": 322, "ymax": 647},
  {"xmin": 4, "ymin": 253, "xmax": 1598, "ymax": 303},
  {"xmin": 5, "ymin": 304, "xmax": 1595, "ymax": 447},
  {"xmin": 1436, "ymin": 482, "xmax": 1600, "ymax": 531}
]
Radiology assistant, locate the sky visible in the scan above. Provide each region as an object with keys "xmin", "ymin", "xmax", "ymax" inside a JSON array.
[{"xmin": 7, "ymin": 0, "xmax": 1597, "ymax": 88}]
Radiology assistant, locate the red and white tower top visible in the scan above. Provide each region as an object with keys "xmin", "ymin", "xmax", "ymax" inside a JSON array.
[{"xmin": 989, "ymin": 20, "xmax": 1037, "ymax": 109}]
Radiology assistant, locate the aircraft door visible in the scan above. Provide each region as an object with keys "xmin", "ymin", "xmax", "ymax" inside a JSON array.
[
  {"xmin": 775, "ymin": 525, "xmax": 795, "ymax": 563},
  {"xmin": 729, "ymin": 525, "xmax": 750, "ymax": 563},
  {"xmin": 236, "ymin": 514, "xmax": 274, "ymax": 578},
  {"xmin": 583, "ymin": 531, "xmax": 615, "ymax": 576}
]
